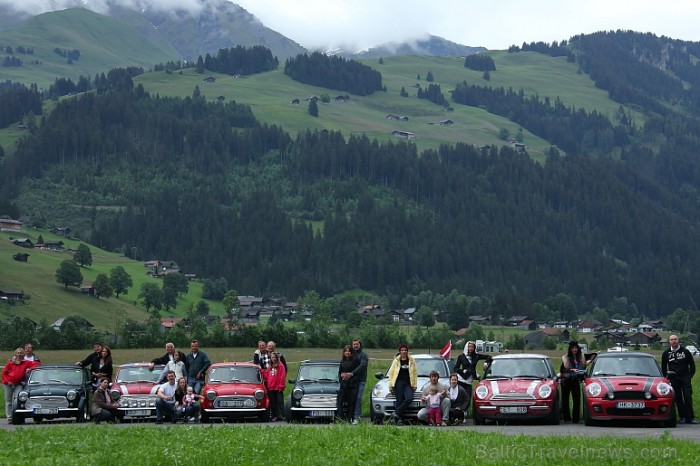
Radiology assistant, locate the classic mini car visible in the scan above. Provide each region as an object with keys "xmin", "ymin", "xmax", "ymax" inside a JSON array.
[
  {"xmin": 12, "ymin": 365, "xmax": 92, "ymax": 424},
  {"xmin": 285, "ymin": 359, "xmax": 340, "ymax": 422},
  {"xmin": 200, "ymin": 362, "xmax": 269, "ymax": 423},
  {"xmin": 110, "ymin": 363, "xmax": 165, "ymax": 420},
  {"xmin": 472, "ymin": 353, "xmax": 560, "ymax": 425},
  {"xmin": 370, "ymin": 354, "xmax": 451, "ymax": 423},
  {"xmin": 583, "ymin": 352, "xmax": 675, "ymax": 427}
]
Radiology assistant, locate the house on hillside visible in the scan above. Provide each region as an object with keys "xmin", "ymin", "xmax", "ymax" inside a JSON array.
[
  {"xmin": 52, "ymin": 227, "xmax": 71, "ymax": 237},
  {"xmin": 13, "ymin": 252, "xmax": 29, "ymax": 262},
  {"xmin": 0, "ymin": 289, "xmax": 25, "ymax": 303},
  {"xmin": 160, "ymin": 317, "xmax": 183, "ymax": 331},
  {"xmin": 202, "ymin": 76, "xmax": 216, "ymax": 83},
  {"xmin": 12, "ymin": 238, "xmax": 33, "ymax": 248},
  {"xmin": 439, "ymin": 119, "xmax": 454, "ymax": 126},
  {"xmin": 51, "ymin": 317, "xmax": 94, "ymax": 331},
  {"xmin": 392, "ymin": 130, "xmax": 414, "ymax": 140},
  {"xmin": 629, "ymin": 331, "xmax": 660, "ymax": 347},
  {"xmin": 41, "ymin": 241, "xmax": 64, "ymax": 251},
  {"xmin": 0, "ymin": 218, "xmax": 23, "ymax": 232}
]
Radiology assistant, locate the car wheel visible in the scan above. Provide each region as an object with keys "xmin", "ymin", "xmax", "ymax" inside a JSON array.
[
  {"xmin": 33, "ymin": 416, "xmax": 43, "ymax": 424},
  {"xmin": 259, "ymin": 409, "xmax": 270, "ymax": 422},
  {"xmin": 547, "ymin": 399, "xmax": 561, "ymax": 425},
  {"xmin": 472, "ymin": 410, "xmax": 485, "ymax": 426},
  {"xmin": 76, "ymin": 404, "xmax": 88, "ymax": 423},
  {"xmin": 12, "ymin": 413, "xmax": 25, "ymax": 425},
  {"xmin": 200, "ymin": 412, "xmax": 210, "ymax": 424},
  {"xmin": 665, "ymin": 409, "xmax": 677, "ymax": 428},
  {"xmin": 583, "ymin": 403, "xmax": 595, "ymax": 426}
]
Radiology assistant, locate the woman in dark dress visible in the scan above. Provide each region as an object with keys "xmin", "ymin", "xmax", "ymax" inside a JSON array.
[
  {"xmin": 336, "ymin": 345, "xmax": 360, "ymax": 421},
  {"xmin": 91, "ymin": 346, "xmax": 113, "ymax": 391},
  {"xmin": 452, "ymin": 341, "xmax": 492, "ymax": 403}
]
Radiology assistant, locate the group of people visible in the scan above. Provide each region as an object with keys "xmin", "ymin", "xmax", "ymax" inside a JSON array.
[
  {"xmin": 2, "ymin": 343, "xmax": 41, "ymax": 424},
  {"xmin": 387, "ymin": 341, "xmax": 490, "ymax": 426},
  {"xmin": 5, "ymin": 336, "xmax": 699, "ymax": 426}
]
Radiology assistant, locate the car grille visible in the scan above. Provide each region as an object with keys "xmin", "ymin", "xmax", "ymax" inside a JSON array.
[
  {"xmin": 27, "ymin": 397, "xmax": 68, "ymax": 409},
  {"xmin": 492, "ymin": 393, "xmax": 536, "ymax": 401},
  {"xmin": 300, "ymin": 394, "xmax": 336, "ymax": 408},
  {"xmin": 607, "ymin": 407, "xmax": 656, "ymax": 416},
  {"xmin": 119, "ymin": 396, "xmax": 156, "ymax": 408},
  {"xmin": 609, "ymin": 391, "xmax": 649, "ymax": 400}
]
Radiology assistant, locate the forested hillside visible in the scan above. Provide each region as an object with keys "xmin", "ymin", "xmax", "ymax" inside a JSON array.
[{"xmin": 3, "ymin": 31, "xmax": 700, "ymax": 330}]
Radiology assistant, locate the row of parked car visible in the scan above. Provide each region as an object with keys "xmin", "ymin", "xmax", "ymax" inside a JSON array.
[{"xmin": 10, "ymin": 351, "xmax": 677, "ymax": 427}]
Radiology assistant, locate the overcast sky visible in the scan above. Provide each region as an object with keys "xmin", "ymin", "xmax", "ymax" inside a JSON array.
[
  {"xmin": 234, "ymin": 0, "xmax": 700, "ymax": 51},
  {"xmin": 3, "ymin": 0, "xmax": 700, "ymax": 52}
]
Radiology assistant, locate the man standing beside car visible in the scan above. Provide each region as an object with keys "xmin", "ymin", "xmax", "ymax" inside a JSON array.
[
  {"xmin": 155, "ymin": 370, "xmax": 179, "ymax": 424},
  {"xmin": 186, "ymin": 340, "xmax": 211, "ymax": 394},
  {"xmin": 662, "ymin": 334, "xmax": 698, "ymax": 424},
  {"xmin": 341, "ymin": 338, "xmax": 368, "ymax": 424}
]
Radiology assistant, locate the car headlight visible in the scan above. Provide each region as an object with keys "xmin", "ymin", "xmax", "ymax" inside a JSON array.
[
  {"xmin": 293, "ymin": 388, "xmax": 303, "ymax": 400},
  {"xmin": 66, "ymin": 390, "xmax": 78, "ymax": 401},
  {"xmin": 538, "ymin": 384, "xmax": 552, "ymax": 398},
  {"xmin": 586, "ymin": 382, "xmax": 602, "ymax": 397},
  {"xmin": 372, "ymin": 383, "xmax": 387, "ymax": 397},
  {"xmin": 206, "ymin": 390, "xmax": 217, "ymax": 401},
  {"xmin": 656, "ymin": 382, "xmax": 672, "ymax": 397},
  {"xmin": 109, "ymin": 390, "xmax": 121, "ymax": 401},
  {"xmin": 475, "ymin": 385, "xmax": 489, "ymax": 400},
  {"xmin": 254, "ymin": 389, "xmax": 265, "ymax": 400},
  {"xmin": 18, "ymin": 391, "xmax": 28, "ymax": 402}
]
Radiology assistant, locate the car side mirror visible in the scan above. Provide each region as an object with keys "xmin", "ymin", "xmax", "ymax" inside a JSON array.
[{"xmin": 375, "ymin": 371, "xmax": 383, "ymax": 380}]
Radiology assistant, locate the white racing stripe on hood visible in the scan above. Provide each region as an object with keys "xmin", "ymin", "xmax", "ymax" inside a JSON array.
[
  {"xmin": 526, "ymin": 380, "xmax": 539, "ymax": 396},
  {"xmin": 489, "ymin": 380, "xmax": 500, "ymax": 396}
]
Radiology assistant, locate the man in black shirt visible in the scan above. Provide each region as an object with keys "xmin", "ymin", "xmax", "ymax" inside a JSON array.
[{"xmin": 661, "ymin": 334, "xmax": 697, "ymax": 424}]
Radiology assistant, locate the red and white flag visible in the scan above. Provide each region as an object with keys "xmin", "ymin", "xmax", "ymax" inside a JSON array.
[{"xmin": 439, "ymin": 340, "xmax": 452, "ymax": 359}]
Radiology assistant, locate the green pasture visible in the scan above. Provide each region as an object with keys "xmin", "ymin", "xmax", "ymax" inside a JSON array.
[
  {"xmin": 0, "ymin": 424, "xmax": 694, "ymax": 466},
  {"xmin": 0, "ymin": 229, "xmax": 223, "ymax": 330}
]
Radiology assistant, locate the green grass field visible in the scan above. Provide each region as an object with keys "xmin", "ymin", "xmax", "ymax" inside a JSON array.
[{"xmin": 0, "ymin": 229, "xmax": 224, "ymax": 330}]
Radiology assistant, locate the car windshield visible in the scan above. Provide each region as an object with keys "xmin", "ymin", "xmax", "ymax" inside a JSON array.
[
  {"xmin": 486, "ymin": 358, "xmax": 552, "ymax": 379},
  {"xmin": 415, "ymin": 358, "xmax": 449, "ymax": 378},
  {"xmin": 116, "ymin": 366, "xmax": 162, "ymax": 383},
  {"xmin": 208, "ymin": 366, "xmax": 261, "ymax": 384},
  {"xmin": 591, "ymin": 357, "xmax": 662, "ymax": 377},
  {"xmin": 29, "ymin": 368, "xmax": 84, "ymax": 385},
  {"xmin": 298, "ymin": 364, "xmax": 339, "ymax": 382}
]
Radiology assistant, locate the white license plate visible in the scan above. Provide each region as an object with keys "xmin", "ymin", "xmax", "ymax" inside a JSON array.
[
  {"xmin": 410, "ymin": 401, "xmax": 422, "ymax": 408},
  {"xmin": 310, "ymin": 410, "xmax": 334, "ymax": 417},
  {"xmin": 220, "ymin": 400, "xmax": 244, "ymax": 407},
  {"xmin": 33, "ymin": 408, "xmax": 59, "ymax": 415},
  {"xmin": 126, "ymin": 409, "xmax": 151, "ymax": 416},
  {"xmin": 500, "ymin": 406, "xmax": 527, "ymax": 414},
  {"xmin": 616, "ymin": 401, "xmax": 645, "ymax": 409}
]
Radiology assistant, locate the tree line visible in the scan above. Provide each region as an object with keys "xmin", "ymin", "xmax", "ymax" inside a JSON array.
[
  {"xmin": 197, "ymin": 45, "xmax": 279, "ymax": 75},
  {"xmin": 284, "ymin": 52, "xmax": 383, "ymax": 96}
]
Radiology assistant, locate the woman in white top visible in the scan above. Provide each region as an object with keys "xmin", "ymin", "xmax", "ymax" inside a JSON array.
[{"xmin": 158, "ymin": 351, "xmax": 186, "ymax": 383}]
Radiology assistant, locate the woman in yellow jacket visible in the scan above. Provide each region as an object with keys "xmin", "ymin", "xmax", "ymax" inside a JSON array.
[{"xmin": 387, "ymin": 344, "xmax": 417, "ymax": 425}]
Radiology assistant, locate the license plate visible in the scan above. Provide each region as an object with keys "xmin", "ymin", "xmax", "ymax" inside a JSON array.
[
  {"xmin": 126, "ymin": 409, "xmax": 151, "ymax": 416},
  {"xmin": 220, "ymin": 400, "xmax": 244, "ymax": 407},
  {"xmin": 410, "ymin": 401, "xmax": 422, "ymax": 408},
  {"xmin": 310, "ymin": 410, "xmax": 334, "ymax": 417},
  {"xmin": 33, "ymin": 408, "xmax": 59, "ymax": 415},
  {"xmin": 500, "ymin": 406, "xmax": 527, "ymax": 414},
  {"xmin": 616, "ymin": 401, "xmax": 645, "ymax": 409}
]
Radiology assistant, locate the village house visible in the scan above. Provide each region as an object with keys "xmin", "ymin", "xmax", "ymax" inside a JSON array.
[
  {"xmin": 13, "ymin": 252, "xmax": 29, "ymax": 262},
  {"xmin": 51, "ymin": 227, "xmax": 71, "ymax": 237},
  {"xmin": 392, "ymin": 130, "xmax": 414, "ymax": 140},
  {"xmin": 0, "ymin": 218, "xmax": 23, "ymax": 232},
  {"xmin": 524, "ymin": 328, "xmax": 570, "ymax": 349},
  {"xmin": 159, "ymin": 317, "xmax": 183, "ymax": 331},
  {"xmin": 12, "ymin": 238, "xmax": 33, "ymax": 248},
  {"xmin": 0, "ymin": 289, "xmax": 25, "ymax": 303}
]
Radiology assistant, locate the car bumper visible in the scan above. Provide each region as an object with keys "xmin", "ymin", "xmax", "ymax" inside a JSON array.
[
  {"xmin": 474, "ymin": 402, "xmax": 555, "ymax": 420},
  {"xmin": 585, "ymin": 399, "xmax": 674, "ymax": 420},
  {"xmin": 371, "ymin": 398, "xmax": 423, "ymax": 418},
  {"xmin": 13, "ymin": 407, "xmax": 79, "ymax": 419},
  {"xmin": 202, "ymin": 408, "xmax": 267, "ymax": 418}
]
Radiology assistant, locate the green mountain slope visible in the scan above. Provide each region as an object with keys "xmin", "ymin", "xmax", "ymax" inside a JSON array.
[
  {"xmin": 0, "ymin": 230, "xmax": 219, "ymax": 331},
  {"xmin": 0, "ymin": 8, "xmax": 178, "ymax": 88},
  {"xmin": 133, "ymin": 51, "xmax": 635, "ymax": 159}
]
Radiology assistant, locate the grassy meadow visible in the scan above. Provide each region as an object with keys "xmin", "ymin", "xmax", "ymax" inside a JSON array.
[
  {"xmin": 0, "ymin": 424, "xmax": 694, "ymax": 466},
  {"xmin": 0, "ymin": 229, "xmax": 224, "ymax": 330}
]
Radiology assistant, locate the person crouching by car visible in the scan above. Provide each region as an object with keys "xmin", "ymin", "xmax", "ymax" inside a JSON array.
[
  {"xmin": 3, "ymin": 348, "xmax": 40, "ymax": 424},
  {"xmin": 560, "ymin": 341, "xmax": 587, "ymax": 424},
  {"xmin": 155, "ymin": 371, "xmax": 179, "ymax": 424},
  {"xmin": 92, "ymin": 377, "xmax": 122, "ymax": 424}
]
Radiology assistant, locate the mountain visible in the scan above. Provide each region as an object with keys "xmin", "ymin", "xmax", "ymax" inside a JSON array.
[
  {"xmin": 350, "ymin": 34, "xmax": 486, "ymax": 59},
  {"xmin": 105, "ymin": 0, "xmax": 306, "ymax": 62}
]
